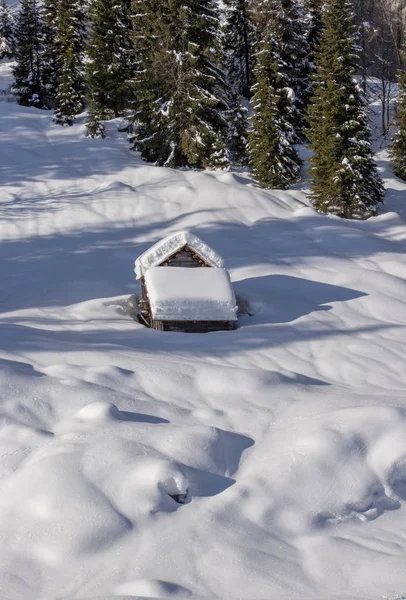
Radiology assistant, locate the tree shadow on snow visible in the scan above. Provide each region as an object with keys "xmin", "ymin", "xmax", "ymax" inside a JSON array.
[
  {"xmin": 1, "ymin": 211, "xmax": 403, "ymax": 315},
  {"xmin": 0, "ymin": 211, "xmax": 405, "ymax": 365},
  {"xmin": 234, "ymin": 273, "xmax": 367, "ymax": 325}
]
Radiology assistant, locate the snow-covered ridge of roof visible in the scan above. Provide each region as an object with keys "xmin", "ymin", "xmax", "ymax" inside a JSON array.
[
  {"xmin": 145, "ymin": 267, "xmax": 238, "ymax": 322},
  {"xmin": 135, "ymin": 230, "xmax": 224, "ymax": 279}
]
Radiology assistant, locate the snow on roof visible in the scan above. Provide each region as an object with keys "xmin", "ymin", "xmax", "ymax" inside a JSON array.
[
  {"xmin": 145, "ymin": 267, "xmax": 238, "ymax": 322},
  {"xmin": 135, "ymin": 230, "xmax": 224, "ymax": 279}
]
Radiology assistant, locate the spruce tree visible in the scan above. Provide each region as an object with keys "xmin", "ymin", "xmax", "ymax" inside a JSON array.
[
  {"xmin": 227, "ymin": 93, "xmax": 249, "ymax": 166},
  {"xmin": 86, "ymin": 0, "xmax": 133, "ymax": 137},
  {"xmin": 129, "ymin": 0, "xmax": 162, "ymax": 150},
  {"xmin": 131, "ymin": 0, "xmax": 229, "ymax": 169},
  {"xmin": 12, "ymin": 0, "xmax": 45, "ymax": 108},
  {"xmin": 0, "ymin": 0, "xmax": 14, "ymax": 59},
  {"xmin": 222, "ymin": 0, "xmax": 255, "ymax": 99},
  {"xmin": 53, "ymin": 0, "xmax": 86, "ymax": 126},
  {"xmin": 253, "ymin": 0, "xmax": 309, "ymax": 138},
  {"xmin": 307, "ymin": 0, "xmax": 384, "ymax": 218},
  {"xmin": 41, "ymin": 0, "xmax": 60, "ymax": 107},
  {"xmin": 301, "ymin": 0, "xmax": 324, "ymax": 114},
  {"xmin": 248, "ymin": 34, "xmax": 302, "ymax": 188},
  {"xmin": 221, "ymin": 0, "xmax": 252, "ymax": 166},
  {"xmin": 391, "ymin": 63, "xmax": 406, "ymax": 180}
]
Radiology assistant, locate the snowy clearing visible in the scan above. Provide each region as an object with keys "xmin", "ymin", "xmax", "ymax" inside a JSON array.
[{"xmin": 1, "ymin": 61, "xmax": 406, "ymax": 600}]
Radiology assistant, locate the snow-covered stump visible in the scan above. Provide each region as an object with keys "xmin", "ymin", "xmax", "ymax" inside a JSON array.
[{"xmin": 134, "ymin": 231, "xmax": 238, "ymax": 333}]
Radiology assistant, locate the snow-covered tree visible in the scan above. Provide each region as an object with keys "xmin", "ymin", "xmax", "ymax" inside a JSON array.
[
  {"xmin": 0, "ymin": 0, "xmax": 15, "ymax": 59},
  {"xmin": 221, "ymin": 0, "xmax": 253, "ymax": 165},
  {"xmin": 131, "ymin": 0, "xmax": 229, "ymax": 169},
  {"xmin": 53, "ymin": 0, "xmax": 86, "ymax": 125},
  {"xmin": 249, "ymin": 35, "xmax": 302, "ymax": 188},
  {"xmin": 41, "ymin": 0, "xmax": 60, "ymax": 107},
  {"xmin": 301, "ymin": 0, "xmax": 324, "ymax": 112},
  {"xmin": 391, "ymin": 61, "xmax": 406, "ymax": 180},
  {"xmin": 253, "ymin": 0, "xmax": 309, "ymax": 138},
  {"xmin": 226, "ymin": 93, "xmax": 249, "ymax": 166},
  {"xmin": 307, "ymin": 0, "xmax": 385, "ymax": 218},
  {"xmin": 129, "ymin": 0, "xmax": 163, "ymax": 150},
  {"xmin": 222, "ymin": 0, "xmax": 255, "ymax": 99},
  {"xmin": 12, "ymin": 0, "xmax": 46, "ymax": 107},
  {"xmin": 86, "ymin": 0, "xmax": 133, "ymax": 137}
]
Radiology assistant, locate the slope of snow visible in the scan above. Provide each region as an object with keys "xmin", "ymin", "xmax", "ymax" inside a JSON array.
[{"xmin": 1, "ymin": 63, "xmax": 406, "ymax": 600}]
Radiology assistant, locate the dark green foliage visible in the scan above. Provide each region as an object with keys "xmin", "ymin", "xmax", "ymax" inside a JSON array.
[
  {"xmin": 53, "ymin": 0, "xmax": 86, "ymax": 125},
  {"xmin": 131, "ymin": 0, "xmax": 229, "ymax": 169},
  {"xmin": 86, "ymin": 0, "xmax": 133, "ymax": 137},
  {"xmin": 307, "ymin": 0, "xmax": 384, "ymax": 218},
  {"xmin": 301, "ymin": 0, "xmax": 324, "ymax": 116},
  {"xmin": 86, "ymin": 104, "xmax": 106, "ymax": 138},
  {"xmin": 41, "ymin": 0, "xmax": 60, "ymax": 107},
  {"xmin": 0, "ymin": 0, "xmax": 14, "ymax": 58},
  {"xmin": 129, "ymin": 0, "xmax": 162, "ymax": 149},
  {"xmin": 249, "ymin": 36, "xmax": 302, "ymax": 188},
  {"xmin": 227, "ymin": 93, "xmax": 249, "ymax": 166},
  {"xmin": 302, "ymin": 0, "xmax": 324, "ymax": 61},
  {"xmin": 253, "ymin": 0, "xmax": 309, "ymax": 139},
  {"xmin": 221, "ymin": 0, "xmax": 252, "ymax": 165},
  {"xmin": 391, "ymin": 65, "xmax": 406, "ymax": 180},
  {"xmin": 12, "ymin": 0, "xmax": 46, "ymax": 107},
  {"xmin": 222, "ymin": 0, "xmax": 255, "ymax": 99}
]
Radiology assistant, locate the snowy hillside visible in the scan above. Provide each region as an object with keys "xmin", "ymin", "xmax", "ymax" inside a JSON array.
[{"xmin": 1, "ymin": 60, "xmax": 406, "ymax": 600}]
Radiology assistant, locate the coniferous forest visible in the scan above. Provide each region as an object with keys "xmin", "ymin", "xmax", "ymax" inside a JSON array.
[{"xmin": 5, "ymin": 0, "xmax": 406, "ymax": 217}]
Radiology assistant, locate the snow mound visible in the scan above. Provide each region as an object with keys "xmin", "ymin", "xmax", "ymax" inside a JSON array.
[
  {"xmin": 76, "ymin": 401, "xmax": 121, "ymax": 421},
  {"xmin": 145, "ymin": 266, "xmax": 238, "ymax": 321},
  {"xmin": 135, "ymin": 230, "xmax": 224, "ymax": 279}
]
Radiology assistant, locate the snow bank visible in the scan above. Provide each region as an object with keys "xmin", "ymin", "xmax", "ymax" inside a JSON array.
[
  {"xmin": 135, "ymin": 230, "xmax": 224, "ymax": 279},
  {"xmin": 145, "ymin": 266, "xmax": 237, "ymax": 321}
]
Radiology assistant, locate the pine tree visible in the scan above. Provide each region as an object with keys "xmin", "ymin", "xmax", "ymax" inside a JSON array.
[
  {"xmin": 53, "ymin": 0, "xmax": 86, "ymax": 126},
  {"xmin": 129, "ymin": 0, "xmax": 162, "ymax": 150},
  {"xmin": 41, "ymin": 0, "xmax": 60, "ymax": 107},
  {"xmin": 221, "ymin": 0, "xmax": 252, "ymax": 165},
  {"xmin": 253, "ymin": 0, "xmax": 309, "ymax": 138},
  {"xmin": 249, "ymin": 35, "xmax": 302, "ymax": 188},
  {"xmin": 307, "ymin": 0, "xmax": 385, "ymax": 218},
  {"xmin": 227, "ymin": 93, "xmax": 249, "ymax": 166},
  {"xmin": 302, "ymin": 0, "xmax": 324, "ymax": 66},
  {"xmin": 301, "ymin": 0, "xmax": 324, "ymax": 114},
  {"xmin": 0, "ymin": 0, "xmax": 14, "ymax": 59},
  {"xmin": 131, "ymin": 0, "xmax": 229, "ymax": 169},
  {"xmin": 222, "ymin": 0, "xmax": 255, "ymax": 99},
  {"xmin": 12, "ymin": 0, "xmax": 45, "ymax": 108},
  {"xmin": 86, "ymin": 0, "xmax": 133, "ymax": 137},
  {"xmin": 391, "ymin": 63, "xmax": 406, "ymax": 180}
]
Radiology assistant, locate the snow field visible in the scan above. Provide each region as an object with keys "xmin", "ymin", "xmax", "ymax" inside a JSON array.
[{"xmin": 1, "ymin": 62, "xmax": 406, "ymax": 599}]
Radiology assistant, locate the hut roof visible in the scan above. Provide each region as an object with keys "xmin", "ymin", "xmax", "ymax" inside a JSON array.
[
  {"xmin": 135, "ymin": 230, "xmax": 224, "ymax": 279},
  {"xmin": 145, "ymin": 267, "xmax": 238, "ymax": 322}
]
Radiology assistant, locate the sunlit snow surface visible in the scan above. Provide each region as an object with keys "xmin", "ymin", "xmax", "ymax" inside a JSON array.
[{"xmin": 1, "ymin": 63, "xmax": 406, "ymax": 600}]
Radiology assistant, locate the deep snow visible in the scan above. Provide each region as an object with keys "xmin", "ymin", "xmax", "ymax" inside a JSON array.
[{"xmin": 1, "ymin": 61, "xmax": 406, "ymax": 600}]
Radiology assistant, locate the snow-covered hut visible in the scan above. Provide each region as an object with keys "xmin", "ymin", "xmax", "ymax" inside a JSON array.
[{"xmin": 135, "ymin": 231, "xmax": 238, "ymax": 332}]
